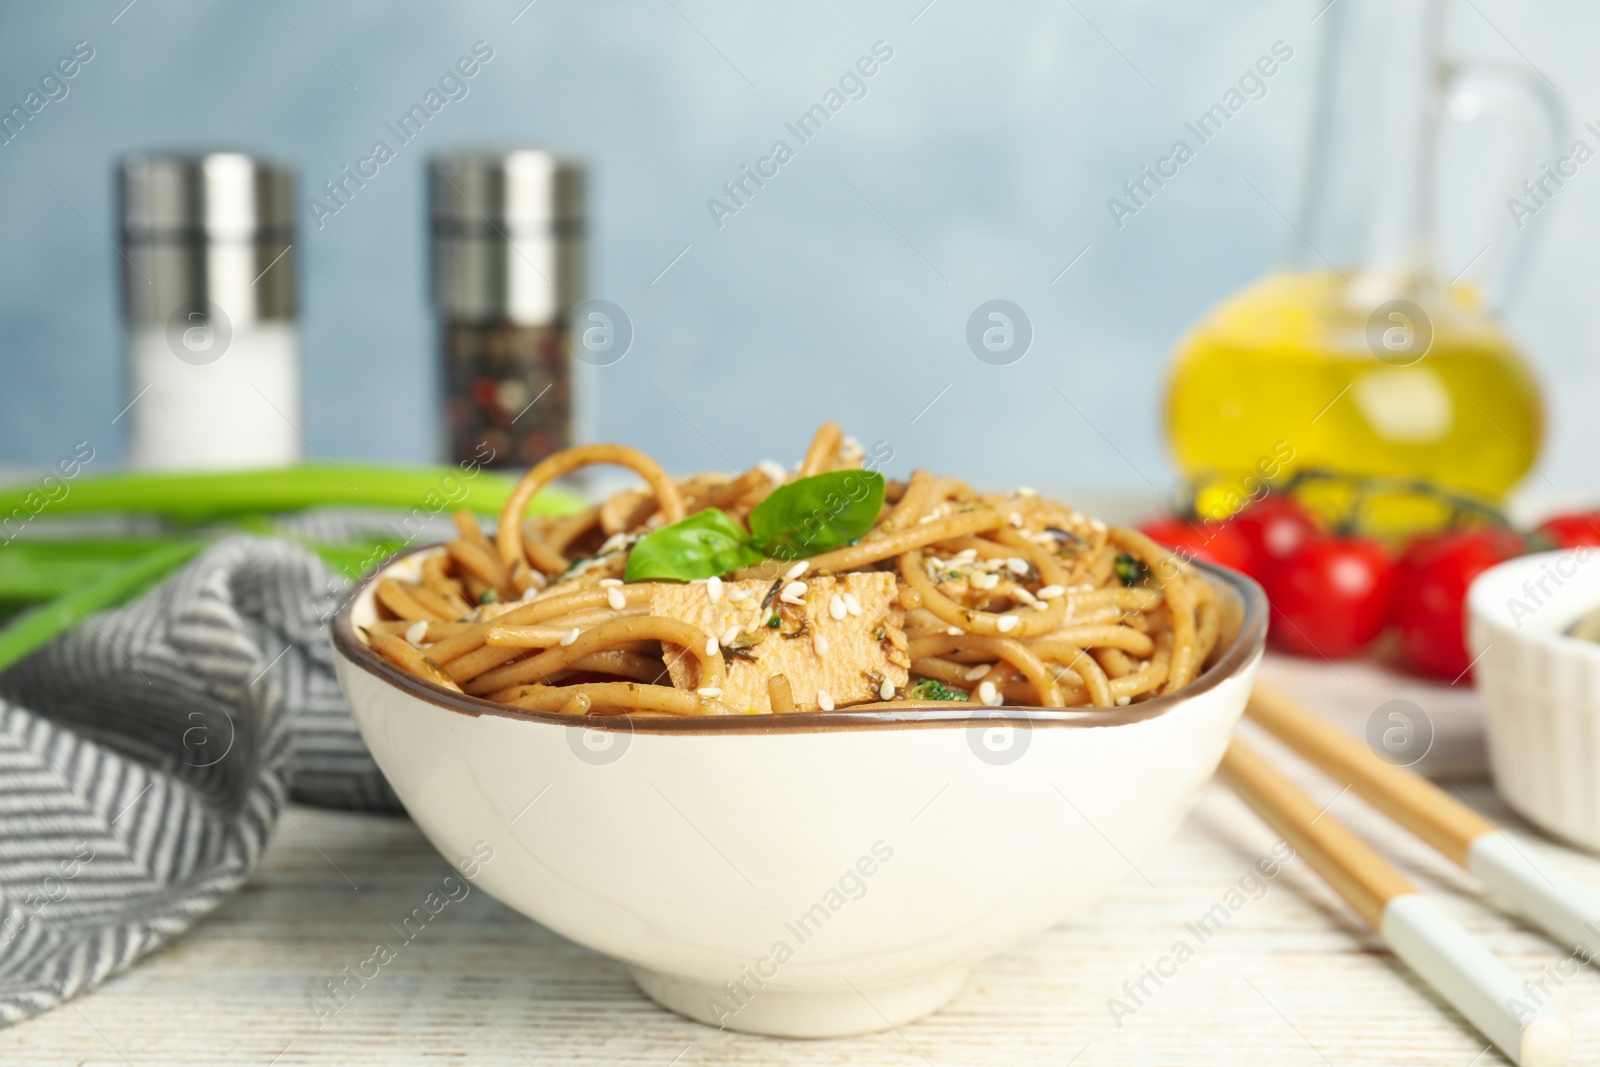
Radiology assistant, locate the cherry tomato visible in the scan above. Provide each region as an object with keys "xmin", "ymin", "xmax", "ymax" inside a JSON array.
[
  {"xmin": 1391, "ymin": 529, "xmax": 1523, "ymax": 680},
  {"xmin": 1138, "ymin": 517, "xmax": 1256, "ymax": 574},
  {"xmin": 1231, "ymin": 497, "xmax": 1320, "ymax": 581},
  {"xmin": 1267, "ymin": 535, "xmax": 1396, "ymax": 659},
  {"xmin": 1537, "ymin": 511, "xmax": 1600, "ymax": 549}
]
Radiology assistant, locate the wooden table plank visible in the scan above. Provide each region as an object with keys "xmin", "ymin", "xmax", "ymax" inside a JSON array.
[{"xmin": 2, "ymin": 728, "xmax": 1596, "ymax": 1066}]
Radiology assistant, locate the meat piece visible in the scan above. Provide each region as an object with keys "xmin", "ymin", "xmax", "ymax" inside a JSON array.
[{"xmin": 647, "ymin": 573, "xmax": 909, "ymax": 713}]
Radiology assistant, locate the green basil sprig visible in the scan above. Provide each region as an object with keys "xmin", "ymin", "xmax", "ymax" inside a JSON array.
[
  {"xmin": 746, "ymin": 469, "xmax": 885, "ymax": 561},
  {"xmin": 621, "ymin": 509, "xmax": 765, "ymax": 582},
  {"xmin": 623, "ymin": 469, "xmax": 885, "ymax": 583}
]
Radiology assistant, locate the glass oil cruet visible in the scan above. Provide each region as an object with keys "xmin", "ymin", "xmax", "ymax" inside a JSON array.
[{"xmin": 1165, "ymin": 0, "xmax": 1563, "ymax": 523}]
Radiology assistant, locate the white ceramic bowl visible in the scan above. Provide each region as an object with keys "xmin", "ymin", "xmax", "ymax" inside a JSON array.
[
  {"xmin": 332, "ymin": 547, "xmax": 1267, "ymax": 1037},
  {"xmin": 1469, "ymin": 549, "xmax": 1600, "ymax": 852}
]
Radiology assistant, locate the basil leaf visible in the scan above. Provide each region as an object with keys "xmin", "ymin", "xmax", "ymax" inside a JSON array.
[
  {"xmin": 747, "ymin": 470, "xmax": 885, "ymax": 561},
  {"xmin": 624, "ymin": 508, "xmax": 764, "ymax": 582}
]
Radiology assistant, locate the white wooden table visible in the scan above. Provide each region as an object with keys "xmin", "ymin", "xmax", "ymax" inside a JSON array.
[{"xmin": 2, "ymin": 665, "xmax": 1597, "ymax": 1066}]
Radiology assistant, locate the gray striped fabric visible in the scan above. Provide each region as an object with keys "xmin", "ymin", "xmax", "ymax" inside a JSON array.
[{"xmin": 0, "ymin": 537, "xmax": 397, "ymax": 1025}]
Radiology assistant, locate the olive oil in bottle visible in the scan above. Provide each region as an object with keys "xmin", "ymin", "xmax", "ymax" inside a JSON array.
[{"xmin": 1166, "ymin": 270, "xmax": 1543, "ymax": 520}]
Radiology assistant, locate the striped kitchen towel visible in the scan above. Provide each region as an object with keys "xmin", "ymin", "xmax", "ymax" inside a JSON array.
[{"xmin": 0, "ymin": 537, "xmax": 397, "ymax": 1025}]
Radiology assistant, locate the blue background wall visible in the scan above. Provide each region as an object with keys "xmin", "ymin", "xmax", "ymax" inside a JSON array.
[{"xmin": 0, "ymin": 0, "xmax": 1594, "ymax": 495}]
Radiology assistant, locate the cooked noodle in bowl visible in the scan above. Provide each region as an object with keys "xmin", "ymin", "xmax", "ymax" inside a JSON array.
[
  {"xmin": 357, "ymin": 422, "xmax": 1222, "ymax": 716},
  {"xmin": 331, "ymin": 422, "xmax": 1268, "ymax": 1038}
]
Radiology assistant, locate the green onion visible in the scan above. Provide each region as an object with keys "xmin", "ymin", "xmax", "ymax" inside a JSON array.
[
  {"xmin": 1114, "ymin": 552, "xmax": 1151, "ymax": 587},
  {"xmin": 0, "ymin": 536, "xmax": 404, "ymax": 608},
  {"xmin": 0, "ymin": 541, "xmax": 205, "ymax": 673},
  {"xmin": 0, "ymin": 465, "xmax": 583, "ymax": 523},
  {"xmin": 0, "ymin": 539, "xmax": 194, "ymax": 607},
  {"xmin": 906, "ymin": 677, "xmax": 968, "ymax": 702}
]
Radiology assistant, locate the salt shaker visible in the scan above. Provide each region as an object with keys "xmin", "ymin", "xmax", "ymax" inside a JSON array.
[
  {"xmin": 119, "ymin": 153, "xmax": 300, "ymax": 470},
  {"xmin": 430, "ymin": 151, "xmax": 584, "ymax": 469}
]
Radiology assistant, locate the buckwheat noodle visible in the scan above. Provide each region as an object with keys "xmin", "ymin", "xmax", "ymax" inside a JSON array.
[{"xmin": 359, "ymin": 422, "xmax": 1223, "ymax": 716}]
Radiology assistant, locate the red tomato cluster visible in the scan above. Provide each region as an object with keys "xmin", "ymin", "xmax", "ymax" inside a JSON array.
[{"xmin": 1138, "ymin": 503, "xmax": 1600, "ymax": 681}]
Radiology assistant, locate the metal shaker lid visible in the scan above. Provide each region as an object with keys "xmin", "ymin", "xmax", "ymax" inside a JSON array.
[
  {"xmin": 120, "ymin": 153, "xmax": 295, "ymax": 241},
  {"xmin": 119, "ymin": 152, "xmax": 296, "ymax": 325},
  {"xmin": 430, "ymin": 150, "xmax": 584, "ymax": 232},
  {"xmin": 430, "ymin": 150, "xmax": 584, "ymax": 324}
]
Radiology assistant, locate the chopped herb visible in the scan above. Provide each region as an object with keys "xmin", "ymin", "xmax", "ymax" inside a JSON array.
[
  {"xmin": 907, "ymin": 677, "xmax": 968, "ymax": 702},
  {"xmin": 722, "ymin": 630, "xmax": 766, "ymax": 662},
  {"xmin": 479, "ymin": 590, "xmax": 499, "ymax": 604},
  {"xmin": 1114, "ymin": 552, "xmax": 1150, "ymax": 587},
  {"xmin": 760, "ymin": 577, "xmax": 783, "ymax": 610},
  {"xmin": 871, "ymin": 625, "xmax": 886, "ymax": 642},
  {"xmin": 767, "ymin": 613, "xmax": 781, "ymax": 629},
  {"xmin": 1044, "ymin": 526, "xmax": 1089, "ymax": 558},
  {"xmin": 948, "ymin": 570, "xmax": 960, "ymax": 579}
]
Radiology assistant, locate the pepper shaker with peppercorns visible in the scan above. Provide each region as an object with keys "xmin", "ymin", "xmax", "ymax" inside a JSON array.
[{"xmin": 430, "ymin": 150, "xmax": 583, "ymax": 468}]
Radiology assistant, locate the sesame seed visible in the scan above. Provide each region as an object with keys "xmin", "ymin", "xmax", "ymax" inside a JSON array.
[
  {"xmin": 1008, "ymin": 513, "xmax": 1023, "ymax": 527},
  {"xmin": 1006, "ymin": 557, "xmax": 1030, "ymax": 575},
  {"xmin": 1089, "ymin": 518, "xmax": 1107, "ymax": 533},
  {"xmin": 964, "ymin": 663, "xmax": 990, "ymax": 682},
  {"xmin": 784, "ymin": 560, "xmax": 809, "ymax": 581},
  {"xmin": 606, "ymin": 587, "xmax": 626, "ymax": 610},
  {"xmin": 560, "ymin": 628, "xmax": 580, "ymax": 647},
  {"xmin": 705, "ymin": 637, "xmax": 719, "ymax": 657},
  {"xmin": 973, "ymin": 572, "xmax": 1000, "ymax": 591},
  {"xmin": 779, "ymin": 581, "xmax": 808, "ymax": 605},
  {"xmin": 879, "ymin": 678, "xmax": 895, "ymax": 701},
  {"xmin": 758, "ymin": 459, "xmax": 788, "ymax": 485},
  {"xmin": 1116, "ymin": 696, "xmax": 1131, "ymax": 706},
  {"xmin": 405, "ymin": 621, "xmax": 429, "ymax": 646},
  {"xmin": 813, "ymin": 634, "xmax": 829, "ymax": 657},
  {"xmin": 976, "ymin": 680, "xmax": 999, "ymax": 705},
  {"xmin": 946, "ymin": 626, "xmax": 964, "ymax": 636},
  {"xmin": 598, "ymin": 532, "xmax": 629, "ymax": 555},
  {"xmin": 1037, "ymin": 584, "xmax": 1065, "ymax": 599},
  {"xmin": 720, "ymin": 624, "xmax": 739, "ymax": 647},
  {"xmin": 1033, "ymin": 601, "xmax": 1051, "ymax": 611},
  {"xmin": 728, "ymin": 587, "xmax": 750, "ymax": 602},
  {"xmin": 706, "ymin": 575, "xmax": 723, "ymax": 603},
  {"xmin": 953, "ymin": 548, "xmax": 978, "ymax": 564},
  {"xmin": 599, "ymin": 577, "xmax": 623, "ymax": 588},
  {"xmin": 829, "ymin": 594, "xmax": 847, "ymax": 621},
  {"xmin": 816, "ymin": 689, "xmax": 835, "ymax": 711},
  {"xmin": 927, "ymin": 556, "xmax": 946, "ymax": 571},
  {"xmin": 996, "ymin": 614, "xmax": 1020, "ymax": 633},
  {"xmin": 1017, "ymin": 486, "xmax": 1037, "ymax": 497},
  {"xmin": 1013, "ymin": 587, "xmax": 1039, "ymax": 606},
  {"xmin": 697, "ymin": 686, "xmax": 723, "ymax": 699},
  {"xmin": 843, "ymin": 593, "xmax": 862, "ymax": 616}
]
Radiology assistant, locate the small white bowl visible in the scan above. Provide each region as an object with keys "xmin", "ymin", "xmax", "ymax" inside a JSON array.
[
  {"xmin": 1469, "ymin": 549, "xmax": 1600, "ymax": 852},
  {"xmin": 331, "ymin": 547, "xmax": 1266, "ymax": 1037}
]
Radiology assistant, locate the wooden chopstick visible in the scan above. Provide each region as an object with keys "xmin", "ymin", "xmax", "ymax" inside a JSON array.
[
  {"xmin": 1220, "ymin": 735, "xmax": 1412, "ymax": 927},
  {"xmin": 1248, "ymin": 682, "xmax": 1492, "ymax": 862},
  {"xmin": 1220, "ymin": 737, "xmax": 1572, "ymax": 1067},
  {"xmin": 1247, "ymin": 682, "xmax": 1600, "ymax": 971}
]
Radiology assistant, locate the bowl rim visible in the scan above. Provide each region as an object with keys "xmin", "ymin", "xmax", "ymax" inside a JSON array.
[{"xmin": 331, "ymin": 543, "xmax": 1267, "ymax": 735}]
